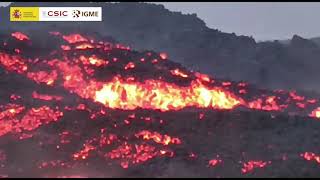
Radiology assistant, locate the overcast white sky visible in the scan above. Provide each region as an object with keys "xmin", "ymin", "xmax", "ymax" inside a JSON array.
[
  {"xmin": 154, "ymin": 2, "xmax": 320, "ymax": 41},
  {"xmin": 2, "ymin": 2, "xmax": 320, "ymax": 41},
  {"xmin": 0, "ymin": 2, "xmax": 10, "ymax": 6}
]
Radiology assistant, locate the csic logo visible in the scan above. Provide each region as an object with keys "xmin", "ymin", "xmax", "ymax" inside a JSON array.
[
  {"xmin": 44, "ymin": 10, "xmax": 68, "ymax": 17},
  {"xmin": 72, "ymin": 10, "xmax": 99, "ymax": 18},
  {"xmin": 12, "ymin": 9, "xmax": 22, "ymax": 19}
]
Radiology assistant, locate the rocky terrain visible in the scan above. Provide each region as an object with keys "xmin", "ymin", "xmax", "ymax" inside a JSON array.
[{"xmin": 1, "ymin": 2, "xmax": 320, "ymax": 92}]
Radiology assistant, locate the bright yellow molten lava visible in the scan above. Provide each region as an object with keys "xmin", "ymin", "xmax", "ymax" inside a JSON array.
[{"xmin": 93, "ymin": 77, "xmax": 241, "ymax": 111}]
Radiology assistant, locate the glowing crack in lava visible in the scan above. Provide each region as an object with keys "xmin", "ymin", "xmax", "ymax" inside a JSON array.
[
  {"xmin": 241, "ymin": 161, "xmax": 271, "ymax": 174},
  {"xmin": 301, "ymin": 152, "xmax": 320, "ymax": 164},
  {"xmin": 11, "ymin": 32, "xmax": 30, "ymax": 41},
  {"xmin": 208, "ymin": 155, "xmax": 223, "ymax": 168},
  {"xmin": 135, "ymin": 130, "xmax": 181, "ymax": 146},
  {"xmin": 32, "ymin": 91, "xmax": 63, "ymax": 101}
]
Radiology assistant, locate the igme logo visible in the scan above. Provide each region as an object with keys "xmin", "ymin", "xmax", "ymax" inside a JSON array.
[
  {"xmin": 72, "ymin": 10, "xmax": 99, "ymax": 18},
  {"xmin": 72, "ymin": 10, "xmax": 80, "ymax": 18}
]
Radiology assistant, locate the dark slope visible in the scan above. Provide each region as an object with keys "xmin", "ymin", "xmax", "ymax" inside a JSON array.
[{"xmin": 1, "ymin": 2, "xmax": 320, "ymax": 92}]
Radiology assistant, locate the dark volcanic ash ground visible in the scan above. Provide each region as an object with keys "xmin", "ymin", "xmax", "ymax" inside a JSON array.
[{"xmin": 0, "ymin": 31, "xmax": 320, "ymax": 178}]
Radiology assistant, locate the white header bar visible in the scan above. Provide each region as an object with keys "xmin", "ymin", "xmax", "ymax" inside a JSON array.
[{"xmin": 39, "ymin": 7, "xmax": 102, "ymax": 21}]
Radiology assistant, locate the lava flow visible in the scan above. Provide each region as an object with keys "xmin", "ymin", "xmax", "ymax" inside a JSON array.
[{"xmin": 0, "ymin": 31, "xmax": 320, "ymax": 177}]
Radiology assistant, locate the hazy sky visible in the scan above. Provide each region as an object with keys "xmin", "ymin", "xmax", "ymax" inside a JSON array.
[
  {"xmin": 2, "ymin": 2, "xmax": 320, "ymax": 41},
  {"xmin": 0, "ymin": 2, "xmax": 10, "ymax": 6},
  {"xmin": 154, "ymin": 2, "xmax": 320, "ymax": 41}
]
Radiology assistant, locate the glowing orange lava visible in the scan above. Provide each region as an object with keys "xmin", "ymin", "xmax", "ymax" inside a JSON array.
[
  {"xmin": 208, "ymin": 159, "xmax": 222, "ymax": 167},
  {"xmin": 93, "ymin": 77, "xmax": 241, "ymax": 111},
  {"xmin": 105, "ymin": 143, "xmax": 160, "ymax": 168},
  {"xmin": 11, "ymin": 32, "xmax": 29, "ymax": 41},
  {"xmin": 1, "ymin": 32, "xmax": 320, "ymax": 118},
  {"xmin": 135, "ymin": 130, "xmax": 181, "ymax": 145},
  {"xmin": 1, "ymin": 31, "xmax": 320, "ymax": 177},
  {"xmin": 310, "ymin": 107, "xmax": 320, "ymax": 118},
  {"xmin": 73, "ymin": 143, "xmax": 96, "ymax": 160},
  {"xmin": 171, "ymin": 69, "xmax": 189, "ymax": 78},
  {"xmin": 301, "ymin": 152, "xmax": 320, "ymax": 164},
  {"xmin": 241, "ymin": 160, "xmax": 271, "ymax": 174},
  {"xmin": 62, "ymin": 34, "xmax": 88, "ymax": 44},
  {"xmin": 27, "ymin": 70, "xmax": 58, "ymax": 86},
  {"xmin": 0, "ymin": 105, "xmax": 63, "ymax": 137},
  {"xmin": 124, "ymin": 62, "xmax": 135, "ymax": 70},
  {"xmin": 159, "ymin": 53, "xmax": 168, "ymax": 60}
]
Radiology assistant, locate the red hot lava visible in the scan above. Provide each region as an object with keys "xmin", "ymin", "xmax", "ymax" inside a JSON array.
[
  {"xmin": 11, "ymin": 32, "xmax": 30, "ymax": 41},
  {"xmin": 241, "ymin": 161, "xmax": 271, "ymax": 174},
  {"xmin": 1, "ymin": 31, "xmax": 320, "ymax": 117},
  {"xmin": 301, "ymin": 152, "xmax": 320, "ymax": 164},
  {"xmin": 0, "ymin": 31, "xmax": 320, "ymax": 177},
  {"xmin": 0, "ymin": 104, "xmax": 63, "ymax": 137},
  {"xmin": 310, "ymin": 107, "xmax": 320, "ymax": 118}
]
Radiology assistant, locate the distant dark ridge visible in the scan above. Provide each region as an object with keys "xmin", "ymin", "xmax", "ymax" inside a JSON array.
[{"xmin": 2, "ymin": 2, "xmax": 320, "ymax": 93}]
